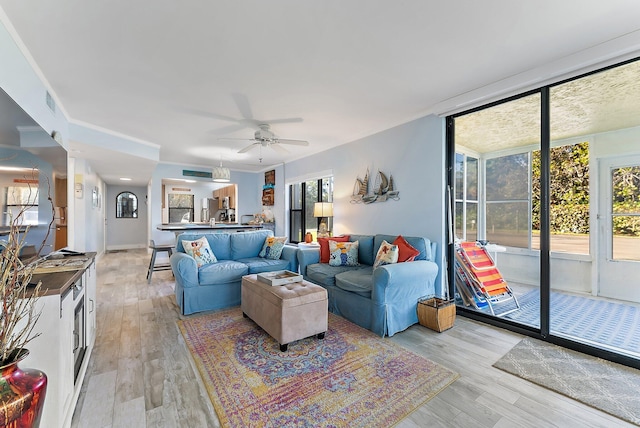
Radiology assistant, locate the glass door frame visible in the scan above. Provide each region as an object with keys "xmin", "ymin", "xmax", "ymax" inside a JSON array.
[{"xmin": 446, "ymin": 72, "xmax": 640, "ymax": 370}]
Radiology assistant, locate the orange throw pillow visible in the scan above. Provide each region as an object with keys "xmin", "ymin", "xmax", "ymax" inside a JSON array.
[
  {"xmin": 318, "ymin": 235, "xmax": 350, "ymax": 263},
  {"xmin": 393, "ymin": 235, "xmax": 420, "ymax": 262}
]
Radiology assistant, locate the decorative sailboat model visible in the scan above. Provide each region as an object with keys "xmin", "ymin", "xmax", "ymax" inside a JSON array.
[
  {"xmin": 351, "ymin": 168, "xmax": 399, "ymax": 203},
  {"xmin": 351, "ymin": 169, "xmax": 369, "ymax": 203}
]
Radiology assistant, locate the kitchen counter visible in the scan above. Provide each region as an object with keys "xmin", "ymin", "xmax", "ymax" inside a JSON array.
[
  {"xmin": 157, "ymin": 223, "xmax": 264, "ymax": 233},
  {"xmin": 28, "ymin": 252, "xmax": 97, "ymax": 297}
]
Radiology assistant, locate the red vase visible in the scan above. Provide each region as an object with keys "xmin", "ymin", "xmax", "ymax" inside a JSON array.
[{"xmin": 0, "ymin": 349, "xmax": 47, "ymax": 428}]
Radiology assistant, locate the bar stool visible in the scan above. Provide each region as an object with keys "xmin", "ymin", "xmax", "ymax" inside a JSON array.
[{"xmin": 147, "ymin": 239, "xmax": 175, "ymax": 283}]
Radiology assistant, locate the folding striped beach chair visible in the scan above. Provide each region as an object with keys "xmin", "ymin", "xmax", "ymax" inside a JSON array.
[{"xmin": 454, "ymin": 241, "xmax": 520, "ymax": 316}]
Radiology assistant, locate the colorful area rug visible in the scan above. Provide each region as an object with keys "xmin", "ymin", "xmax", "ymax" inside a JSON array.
[
  {"xmin": 178, "ymin": 307, "xmax": 459, "ymax": 427},
  {"xmin": 494, "ymin": 337, "xmax": 640, "ymax": 425}
]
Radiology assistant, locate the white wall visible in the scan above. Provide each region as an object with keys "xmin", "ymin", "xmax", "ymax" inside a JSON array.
[
  {"xmin": 284, "ymin": 115, "xmax": 447, "ymax": 297},
  {"xmin": 71, "ymin": 158, "xmax": 105, "ymax": 253},
  {"xmin": 106, "ymin": 184, "xmax": 148, "ymax": 250}
]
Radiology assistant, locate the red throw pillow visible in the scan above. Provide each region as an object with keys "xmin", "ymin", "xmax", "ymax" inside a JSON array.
[
  {"xmin": 318, "ymin": 235, "xmax": 350, "ymax": 263},
  {"xmin": 393, "ymin": 235, "xmax": 420, "ymax": 262}
]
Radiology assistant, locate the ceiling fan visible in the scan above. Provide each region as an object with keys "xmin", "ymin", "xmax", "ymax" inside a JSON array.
[{"xmin": 221, "ymin": 124, "xmax": 309, "ymax": 154}]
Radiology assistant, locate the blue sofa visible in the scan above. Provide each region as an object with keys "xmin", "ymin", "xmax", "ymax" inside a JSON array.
[
  {"xmin": 170, "ymin": 230, "xmax": 298, "ymax": 315},
  {"xmin": 297, "ymin": 234, "xmax": 438, "ymax": 336}
]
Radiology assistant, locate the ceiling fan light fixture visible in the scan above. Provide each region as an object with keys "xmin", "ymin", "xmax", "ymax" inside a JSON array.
[{"xmin": 212, "ymin": 161, "xmax": 230, "ymax": 183}]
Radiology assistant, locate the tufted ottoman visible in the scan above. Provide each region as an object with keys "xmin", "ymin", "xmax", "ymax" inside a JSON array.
[{"xmin": 241, "ymin": 274, "xmax": 328, "ymax": 351}]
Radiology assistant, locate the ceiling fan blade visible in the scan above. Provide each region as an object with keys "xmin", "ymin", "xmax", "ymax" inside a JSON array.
[
  {"xmin": 265, "ymin": 117, "xmax": 304, "ymax": 125},
  {"xmin": 177, "ymin": 107, "xmax": 241, "ymax": 123},
  {"xmin": 217, "ymin": 137, "xmax": 255, "ymax": 142},
  {"xmin": 210, "ymin": 123, "xmax": 248, "ymax": 135},
  {"xmin": 276, "ymin": 139, "xmax": 309, "ymax": 146},
  {"xmin": 232, "ymin": 93, "xmax": 254, "ymax": 120},
  {"xmin": 238, "ymin": 142, "xmax": 259, "ymax": 153},
  {"xmin": 270, "ymin": 143, "xmax": 289, "ymax": 154}
]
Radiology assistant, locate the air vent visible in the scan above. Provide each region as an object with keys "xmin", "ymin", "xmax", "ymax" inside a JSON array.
[{"xmin": 46, "ymin": 91, "xmax": 55, "ymax": 113}]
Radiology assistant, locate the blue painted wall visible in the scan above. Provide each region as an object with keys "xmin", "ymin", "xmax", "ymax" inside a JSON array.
[{"xmin": 284, "ymin": 115, "xmax": 447, "ymax": 297}]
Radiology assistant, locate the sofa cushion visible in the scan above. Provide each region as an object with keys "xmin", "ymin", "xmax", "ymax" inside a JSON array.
[
  {"xmin": 198, "ymin": 260, "xmax": 248, "ymax": 285},
  {"xmin": 329, "ymin": 240, "xmax": 359, "ymax": 267},
  {"xmin": 258, "ymin": 236, "xmax": 287, "ymax": 259},
  {"xmin": 375, "ymin": 234, "xmax": 429, "ymax": 261},
  {"xmin": 181, "ymin": 236, "xmax": 217, "ymax": 267},
  {"xmin": 177, "ymin": 233, "xmax": 232, "ymax": 260},
  {"xmin": 237, "ymin": 257, "xmax": 290, "ymax": 274},
  {"xmin": 318, "ymin": 235, "xmax": 350, "ymax": 263},
  {"xmin": 306, "ymin": 263, "xmax": 362, "ymax": 287},
  {"xmin": 335, "ymin": 267, "xmax": 374, "ymax": 298},
  {"xmin": 373, "ymin": 240, "xmax": 399, "ymax": 268},
  {"xmin": 349, "ymin": 235, "xmax": 375, "ymax": 266},
  {"xmin": 231, "ymin": 230, "xmax": 273, "ymax": 259},
  {"xmin": 393, "ymin": 235, "xmax": 420, "ymax": 262}
]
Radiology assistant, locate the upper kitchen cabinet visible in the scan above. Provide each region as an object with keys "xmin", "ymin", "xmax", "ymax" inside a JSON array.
[{"xmin": 213, "ymin": 184, "xmax": 237, "ymax": 209}]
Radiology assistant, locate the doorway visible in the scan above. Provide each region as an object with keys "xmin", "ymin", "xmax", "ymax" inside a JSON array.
[{"xmin": 598, "ymin": 156, "xmax": 640, "ymax": 302}]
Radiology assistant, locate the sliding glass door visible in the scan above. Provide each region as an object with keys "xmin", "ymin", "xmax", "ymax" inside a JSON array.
[
  {"xmin": 451, "ymin": 92, "xmax": 541, "ymax": 326},
  {"xmin": 449, "ymin": 57, "xmax": 640, "ymax": 367}
]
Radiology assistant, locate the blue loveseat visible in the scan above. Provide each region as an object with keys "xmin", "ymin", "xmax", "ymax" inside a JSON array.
[
  {"xmin": 297, "ymin": 234, "xmax": 438, "ymax": 336},
  {"xmin": 170, "ymin": 229, "xmax": 298, "ymax": 315}
]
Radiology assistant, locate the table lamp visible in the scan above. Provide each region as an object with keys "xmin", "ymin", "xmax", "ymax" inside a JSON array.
[{"xmin": 313, "ymin": 202, "xmax": 333, "ymax": 238}]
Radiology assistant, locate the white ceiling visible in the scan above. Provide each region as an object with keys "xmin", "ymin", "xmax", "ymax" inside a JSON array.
[{"xmin": 1, "ymin": 1, "xmax": 640, "ymax": 185}]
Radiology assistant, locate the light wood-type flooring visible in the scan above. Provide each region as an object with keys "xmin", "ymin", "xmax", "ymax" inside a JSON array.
[{"xmin": 71, "ymin": 249, "xmax": 634, "ymax": 427}]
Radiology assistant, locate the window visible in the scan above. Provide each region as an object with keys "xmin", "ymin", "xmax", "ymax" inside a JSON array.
[
  {"xmin": 289, "ymin": 177, "xmax": 333, "ymax": 243},
  {"xmin": 532, "ymin": 142, "xmax": 590, "ymax": 254},
  {"xmin": 454, "ymin": 153, "xmax": 479, "ymax": 242},
  {"xmin": 4, "ymin": 186, "xmax": 38, "ymax": 226},
  {"xmin": 116, "ymin": 191, "xmax": 138, "ymax": 218},
  {"xmin": 485, "ymin": 153, "xmax": 531, "ymax": 248}
]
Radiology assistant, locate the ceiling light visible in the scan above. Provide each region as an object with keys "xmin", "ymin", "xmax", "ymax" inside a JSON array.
[
  {"xmin": 212, "ymin": 160, "xmax": 230, "ymax": 183},
  {"xmin": 119, "ymin": 177, "xmax": 132, "ymax": 181},
  {"xmin": 0, "ymin": 166, "xmax": 38, "ymax": 172}
]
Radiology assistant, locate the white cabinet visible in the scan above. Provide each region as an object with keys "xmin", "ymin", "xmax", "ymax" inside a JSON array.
[
  {"xmin": 22, "ymin": 286, "xmax": 75, "ymax": 428},
  {"xmin": 20, "ymin": 256, "xmax": 96, "ymax": 428},
  {"xmin": 59, "ymin": 289, "xmax": 75, "ymax": 418},
  {"xmin": 84, "ymin": 260, "xmax": 97, "ymax": 346}
]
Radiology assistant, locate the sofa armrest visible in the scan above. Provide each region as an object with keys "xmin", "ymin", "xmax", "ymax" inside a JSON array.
[
  {"xmin": 297, "ymin": 247, "xmax": 320, "ymax": 276},
  {"xmin": 170, "ymin": 252, "xmax": 199, "ymax": 288},
  {"xmin": 280, "ymin": 245, "xmax": 299, "ymax": 273},
  {"xmin": 371, "ymin": 260, "xmax": 439, "ymax": 304}
]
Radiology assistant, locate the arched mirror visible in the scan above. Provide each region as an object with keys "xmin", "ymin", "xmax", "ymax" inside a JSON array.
[{"xmin": 116, "ymin": 191, "xmax": 138, "ymax": 218}]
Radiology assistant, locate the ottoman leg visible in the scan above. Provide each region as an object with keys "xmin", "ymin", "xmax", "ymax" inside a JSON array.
[
  {"xmin": 280, "ymin": 343, "xmax": 288, "ymax": 352},
  {"xmin": 317, "ymin": 332, "xmax": 325, "ymax": 339}
]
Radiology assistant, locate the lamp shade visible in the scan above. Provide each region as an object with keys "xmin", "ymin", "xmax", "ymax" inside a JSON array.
[
  {"xmin": 313, "ymin": 202, "xmax": 334, "ymax": 217},
  {"xmin": 212, "ymin": 162, "xmax": 230, "ymax": 182}
]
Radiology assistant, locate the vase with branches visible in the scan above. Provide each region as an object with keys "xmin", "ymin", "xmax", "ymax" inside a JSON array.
[{"xmin": 0, "ymin": 174, "xmax": 54, "ymax": 427}]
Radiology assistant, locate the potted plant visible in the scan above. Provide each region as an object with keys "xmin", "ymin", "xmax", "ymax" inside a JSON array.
[{"xmin": 0, "ymin": 179, "xmax": 53, "ymax": 427}]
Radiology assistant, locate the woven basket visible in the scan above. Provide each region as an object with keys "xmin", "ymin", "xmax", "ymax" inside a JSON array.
[{"xmin": 417, "ymin": 298, "xmax": 455, "ymax": 332}]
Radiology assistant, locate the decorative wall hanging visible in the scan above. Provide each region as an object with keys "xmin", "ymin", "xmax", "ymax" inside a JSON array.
[
  {"xmin": 262, "ymin": 169, "xmax": 275, "ymax": 206},
  {"xmin": 351, "ymin": 168, "xmax": 399, "ymax": 204}
]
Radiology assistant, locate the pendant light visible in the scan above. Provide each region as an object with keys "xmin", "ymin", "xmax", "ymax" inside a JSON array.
[{"xmin": 212, "ymin": 159, "xmax": 230, "ymax": 182}]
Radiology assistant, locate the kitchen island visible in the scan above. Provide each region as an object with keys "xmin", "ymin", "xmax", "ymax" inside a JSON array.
[{"xmin": 157, "ymin": 222, "xmax": 264, "ymax": 236}]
